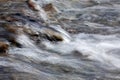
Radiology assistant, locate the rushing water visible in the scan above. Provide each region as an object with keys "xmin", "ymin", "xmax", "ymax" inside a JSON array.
[{"xmin": 0, "ymin": 0, "xmax": 120, "ymax": 80}]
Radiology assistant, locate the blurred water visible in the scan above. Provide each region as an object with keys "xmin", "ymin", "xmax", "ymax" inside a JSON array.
[
  {"xmin": 7, "ymin": 29, "xmax": 120, "ymax": 80},
  {"xmin": 0, "ymin": 0, "xmax": 120, "ymax": 80}
]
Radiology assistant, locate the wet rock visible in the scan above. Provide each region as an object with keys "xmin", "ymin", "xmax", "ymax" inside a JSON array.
[
  {"xmin": 23, "ymin": 27, "xmax": 39, "ymax": 36},
  {"xmin": 43, "ymin": 3, "xmax": 59, "ymax": 13},
  {"xmin": 0, "ymin": 41, "xmax": 9, "ymax": 56},
  {"xmin": 27, "ymin": 0, "xmax": 49, "ymax": 23},
  {"xmin": 72, "ymin": 50, "xmax": 85, "ymax": 57},
  {"xmin": 27, "ymin": 0, "xmax": 40, "ymax": 11},
  {"xmin": 2, "ymin": 24, "xmax": 18, "ymax": 34},
  {"xmin": 40, "ymin": 28, "xmax": 64, "ymax": 41},
  {"xmin": 0, "ymin": 24, "xmax": 23, "ymax": 47},
  {"xmin": 0, "ymin": 16, "xmax": 19, "ymax": 22}
]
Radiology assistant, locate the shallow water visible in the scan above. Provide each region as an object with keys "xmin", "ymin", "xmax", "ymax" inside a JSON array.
[{"xmin": 0, "ymin": 0, "xmax": 120, "ymax": 80}]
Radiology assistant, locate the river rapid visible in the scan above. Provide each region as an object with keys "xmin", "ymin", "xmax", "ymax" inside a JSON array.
[{"xmin": 0, "ymin": 0, "xmax": 120, "ymax": 80}]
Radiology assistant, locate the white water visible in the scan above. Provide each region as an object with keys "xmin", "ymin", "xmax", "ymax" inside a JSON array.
[
  {"xmin": 43, "ymin": 33, "xmax": 120, "ymax": 69},
  {"xmin": 9, "ymin": 0, "xmax": 120, "ymax": 70},
  {"xmin": 4, "ymin": 26, "xmax": 120, "ymax": 80},
  {"xmin": 0, "ymin": 0, "xmax": 120, "ymax": 80},
  {"xmin": 8, "ymin": 27, "xmax": 120, "ymax": 70}
]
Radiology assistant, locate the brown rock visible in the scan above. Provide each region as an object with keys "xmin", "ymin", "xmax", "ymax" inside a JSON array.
[
  {"xmin": 27, "ymin": 0, "xmax": 40, "ymax": 11},
  {"xmin": 5, "ymin": 16, "xmax": 19, "ymax": 22},
  {"xmin": 41, "ymin": 28, "xmax": 64, "ymax": 41},
  {"xmin": 1, "ymin": 24, "xmax": 23, "ymax": 47},
  {"xmin": 0, "ymin": 41, "xmax": 9, "ymax": 56},
  {"xmin": 43, "ymin": 3, "xmax": 57, "ymax": 12},
  {"xmin": 2, "ymin": 24, "xmax": 19, "ymax": 34}
]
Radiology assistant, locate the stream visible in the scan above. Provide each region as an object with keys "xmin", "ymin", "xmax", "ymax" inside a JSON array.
[{"xmin": 0, "ymin": 0, "xmax": 120, "ymax": 80}]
